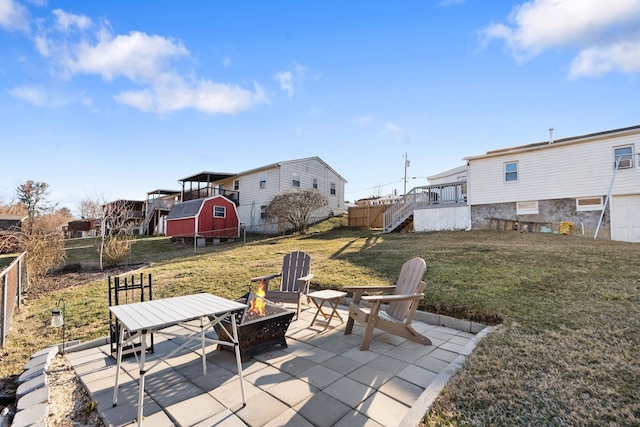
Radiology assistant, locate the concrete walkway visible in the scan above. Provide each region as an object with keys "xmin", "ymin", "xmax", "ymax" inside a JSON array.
[{"xmin": 63, "ymin": 303, "xmax": 490, "ymax": 427}]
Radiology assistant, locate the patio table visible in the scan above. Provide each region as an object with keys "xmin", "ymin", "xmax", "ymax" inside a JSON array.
[
  {"xmin": 307, "ymin": 289, "xmax": 346, "ymax": 330},
  {"xmin": 110, "ymin": 293, "xmax": 247, "ymax": 426}
]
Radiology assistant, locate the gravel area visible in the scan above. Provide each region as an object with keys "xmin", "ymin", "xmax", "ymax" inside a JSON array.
[{"xmin": 47, "ymin": 355, "xmax": 104, "ymax": 426}]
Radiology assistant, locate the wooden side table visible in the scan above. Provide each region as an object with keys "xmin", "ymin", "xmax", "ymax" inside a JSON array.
[{"xmin": 307, "ymin": 289, "xmax": 347, "ymax": 330}]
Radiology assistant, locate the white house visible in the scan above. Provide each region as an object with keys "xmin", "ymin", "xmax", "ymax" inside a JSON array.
[
  {"xmin": 427, "ymin": 165, "xmax": 467, "ymax": 185},
  {"xmin": 408, "ymin": 165, "xmax": 469, "ymax": 233},
  {"xmin": 178, "ymin": 157, "xmax": 347, "ymax": 234},
  {"xmin": 464, "ymin": 124, "xmax": 640, "ymax": 242}
]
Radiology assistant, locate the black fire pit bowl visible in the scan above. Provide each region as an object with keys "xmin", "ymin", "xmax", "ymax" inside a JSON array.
[{"xmin": 213, "ymin": 293, "xmax": 295, "ymax": 362}]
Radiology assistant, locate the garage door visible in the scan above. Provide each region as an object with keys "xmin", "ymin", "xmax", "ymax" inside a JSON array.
[{"xmin": 611, "ymin": 195, "xmax": 640, "ymax": 242}]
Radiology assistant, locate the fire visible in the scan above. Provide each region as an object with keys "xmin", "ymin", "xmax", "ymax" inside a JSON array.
[{"xmin": 248, "ymin": 279, "xmax": 267, "ymax": 316}]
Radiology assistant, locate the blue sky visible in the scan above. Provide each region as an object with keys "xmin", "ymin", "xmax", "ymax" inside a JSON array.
[{"xmin": 1, "ymin": 0, "xmax": 639, "ymax": 214}]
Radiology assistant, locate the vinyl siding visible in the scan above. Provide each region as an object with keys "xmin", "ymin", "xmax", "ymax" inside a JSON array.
[
  {"xmin": 232, "ymin": 157, "xmax": 347, "ymax": 232},
  {"xmin": 235, "ymin": 168, "xmax": 280, "ymax": 231},
  {"xmin": 468, "ymin": 132, "xmax": 640, "ymax": 205}
]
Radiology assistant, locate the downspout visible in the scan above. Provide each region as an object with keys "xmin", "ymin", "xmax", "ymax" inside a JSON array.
[{"xmin": 465, "ymin": 162, "xmax": 473, "ymax": 231}]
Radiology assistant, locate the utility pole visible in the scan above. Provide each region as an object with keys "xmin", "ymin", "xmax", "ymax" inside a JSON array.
[{"xmin": 403, "ymin": 153, "xmax": 410, "ymax": 196}]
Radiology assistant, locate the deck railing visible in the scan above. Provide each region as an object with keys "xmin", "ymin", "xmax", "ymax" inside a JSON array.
[
  {"xmin": 383, "ymin": 181, "xmax": 467, "ymax": 233},
  {"xmin": 182, "ymin": 188, "xmax": 240, "ymax": 204}
]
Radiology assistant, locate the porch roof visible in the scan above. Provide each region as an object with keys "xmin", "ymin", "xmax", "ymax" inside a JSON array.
[{"xmin": 178, "ymin": 172, "xmax": 236, "ymax": 184}]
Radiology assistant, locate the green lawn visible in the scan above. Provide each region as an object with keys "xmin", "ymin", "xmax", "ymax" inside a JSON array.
[{"xmin": 3, "ymin": 222, "xmax": 639, "ymax": 425}]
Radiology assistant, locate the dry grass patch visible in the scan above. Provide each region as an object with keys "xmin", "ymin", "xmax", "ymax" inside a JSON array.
[{"xmin": 2, "ymin": 224, "xmax": 640, "ymax": 425}]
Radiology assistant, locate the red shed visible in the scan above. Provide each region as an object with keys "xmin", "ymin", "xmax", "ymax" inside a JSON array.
[{"xmin": 166, "ymin": 196, "xmax": 239, "ymax": 239}]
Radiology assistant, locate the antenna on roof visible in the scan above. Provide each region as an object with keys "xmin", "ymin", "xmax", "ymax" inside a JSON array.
[{"xmin": 549, "ymin": 128, "xmax": 554, "ymax": 144}]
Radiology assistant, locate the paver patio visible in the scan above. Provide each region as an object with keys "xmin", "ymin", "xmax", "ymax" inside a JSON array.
[{"xmin": 63, "ymin": 302, "xmax": 490, "ymax": 426}]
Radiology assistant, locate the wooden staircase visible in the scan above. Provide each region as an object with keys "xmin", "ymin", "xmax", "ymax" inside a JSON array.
[
  {"xmin": 383, "ymin": 198, "xmax": 417, "ymax": 233},
  {"xmin": 383, "ymin": 181, "xmax": 467, "ymax": 233}
]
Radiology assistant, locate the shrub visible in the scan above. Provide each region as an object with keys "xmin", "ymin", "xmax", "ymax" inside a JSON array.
[
  {"xmin": 23, "ymin": 230, "xmax": 66, "ymax": 285},
  {"xmin": 100, "ymin": 236, "xmax": 131, "ymax": 267}
]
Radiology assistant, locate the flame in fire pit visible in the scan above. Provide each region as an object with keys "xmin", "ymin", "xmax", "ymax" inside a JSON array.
[{"xmin": 248, "ymin": 279, "xmax": 266, "ymax": 316}]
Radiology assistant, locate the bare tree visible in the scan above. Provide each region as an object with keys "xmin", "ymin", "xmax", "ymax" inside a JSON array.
[
  {"xmin": 265, "ymin": 189, "xmax": 328, "ymax": 234},
  {"xmin": 16, "ymin": 180, "xmax": 54, "ymax": 233},
  {"xmin": 0, "ymin": 200, "xmax": 27, "ymax": 216},
  {"xmin": 78, "ymin": 197, "xmax": 103, "ymax": 219},
  {"xmin": 80, "ymin": 195, "xmax": 140, "ymax": 270},
  {"xmin": 9, "ymin": 181, "xmax": 66, "ymax": 285},
  {"xmin": 370, "ymin": 184, "xmax": 383, "ymax": 198},
  {"xmin": 21, "ymin": 222, "xmax": 66, "ymax": 285},
  {"xmin": 102, "ymin": 200, "xmax": 142, "ymax": 268}
]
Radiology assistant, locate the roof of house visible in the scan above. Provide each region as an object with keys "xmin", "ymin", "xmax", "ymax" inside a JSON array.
[
  {"xmin": 428, "ymin": 165, "xmax": 467, "ymax": 181},
  {"xmin": 464, "ymin": 124, "xmax": 640, "ymax": 161},
  {"xmin": 235, "ymin": 156, "xmax": 348, "ymax": 183},
  {"xmin": 178, "ymin": 157, "xmax": 348, "ymax": 185},
  {"xmin": 0, "ymin": 214, "xmax": 28, "ymax": 221}
]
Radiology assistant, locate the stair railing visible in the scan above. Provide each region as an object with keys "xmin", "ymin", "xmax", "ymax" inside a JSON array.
[{"xmin": 382, "ymin": 181, "xmax": 467, "ymax": 233}]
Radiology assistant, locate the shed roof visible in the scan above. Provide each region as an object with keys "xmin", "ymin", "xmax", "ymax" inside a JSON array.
[{"xmin": 167, "ymin": 198, "xmax": 206, "ymax": 220}]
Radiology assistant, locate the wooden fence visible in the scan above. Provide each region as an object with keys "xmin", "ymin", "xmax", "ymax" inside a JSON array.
[
  {"xmin": 1, "ymin": 252, "xmax": 26, "ymax": 348},
  {"xmin": 348, "ymin": 205, "xmax": 390, "ymax": 229}
]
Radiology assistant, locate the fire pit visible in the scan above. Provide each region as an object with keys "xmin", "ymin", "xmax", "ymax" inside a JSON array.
[{"xmin": 214, "ymin": 283, "xmax": 295, "ymax": 362}]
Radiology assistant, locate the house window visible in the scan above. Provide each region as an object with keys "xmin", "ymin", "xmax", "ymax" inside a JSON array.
[
  {"xmin": 505, "ymin": 162, "xmax": 518, "ymax": 182},
  {"xmin": 313, "ymin": 178, "xmax": 318, "ymax": 189},
  {"xmin": 516, "ymin": 201, "xmax": 538, "ymax": 215},
  {"xmin": 234, "ymin": 180, "xmax": 239, "ymax": 191},
  {"xmin": 214, "ymin": 206, "xmax": 226, "ymax": 218},
  {"xmin": 614, "ymin": 146, "xmax": 633, "ymax": 169},
  {"xmin": 330, "ymin": 183, "xmax": 336, "ymax": 195},
  {"xmin": 292, "ymin": 173, "xmax": 300, "ymax": 188},
  {"xmin": 259, "ymin": 174, "xmax": 266, "ymax": 188},
  {"xmin": 576, "ymin": 197, "xmax": 604, "ymax": 211},
  {"xmin": 260, "ymin": 205, "xmax": 267, "ymax": 220}
]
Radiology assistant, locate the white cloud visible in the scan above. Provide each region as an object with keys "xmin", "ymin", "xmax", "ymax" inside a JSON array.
[
  {"xmin": 115, "ymin": 79, "xmax": 269, "ymax": 114},
  {"xmin": 382, "ymin": 122, "xmax": 405, "ymax": 142},
  {"xmin": 570, "ymin": 40, "xmax": 640, "ymax": 77},
  {"xmin": 482, "ymin": 0, "xmax": 640, "ymax": 76},
  {"xmin": 52, "ymin": 9, "xmax": 92, "ymax": 32},
  {"xmin": 23, "ymin": 9, "xmax": 270, "ymax": 114},
  {"xmin": 62, "ymin": 31, "xmax": 190, "ymax": 82},
  {"xmin": 222, "ymin": 56, "xmax": 231, "ymax": 67},
  {"xmin": 113, "ymin": 89, "xmax": 154, "ymax": 112},
  {"xmin": 0, "ymin": 0, "xmax": 29, "ymax": 32},
  {"xmin": 80, "ymin": 94, "xmax": 94, "ymax": 108},
  {"xmin": 8, "ymin": 85, "xmax": 48, "ymax": 105},
  {"xmin": 275, "ymin": 70, "xmax": 294, "ymax": 97},
  {"xmin": 353, "ymin": 115, "xmax": 373, "ymax": 127},
  {"xmin": 274, "ymin": 64, "xmax": 309, "ymax": 97},
  {"xmin": 8, "ymin": 84, "xmax": 96, "ymax": 108}
]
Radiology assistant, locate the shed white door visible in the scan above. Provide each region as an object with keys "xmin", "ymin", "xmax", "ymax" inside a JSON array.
[{"xmin": 611, "ymin": 195, "xmax": 640, "ymax": 242}]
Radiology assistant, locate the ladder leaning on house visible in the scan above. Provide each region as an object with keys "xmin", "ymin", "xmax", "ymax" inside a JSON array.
[{"xmin": 594, "ymin": 155, "xmax": 623, "ymax": 239}]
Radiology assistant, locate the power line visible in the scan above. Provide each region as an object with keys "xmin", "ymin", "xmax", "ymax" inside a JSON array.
[{"xmin": 345, "ymin": 180, "xmax": 403, "ymax": 195}]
